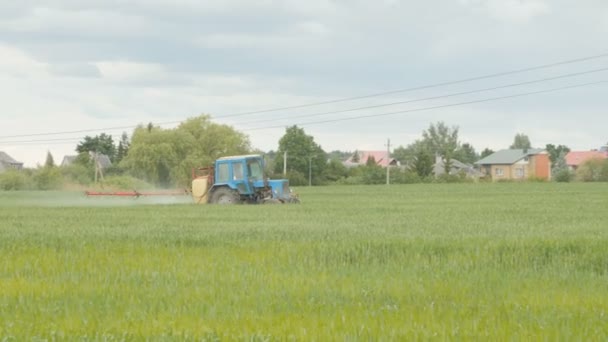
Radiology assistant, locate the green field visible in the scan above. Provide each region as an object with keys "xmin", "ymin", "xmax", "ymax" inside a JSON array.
[{"xmin": 1, "ymin": 183, "xmax": 608, "ymax": 340}]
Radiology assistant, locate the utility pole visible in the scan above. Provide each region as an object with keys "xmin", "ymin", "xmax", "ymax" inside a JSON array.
[
  {"xmin": 386, "ymin": 138, "xmax": 391, "ymax": 185},
  {"xmin": 283, "ymin": 151, "xmax": 287, "ymax": 177}
]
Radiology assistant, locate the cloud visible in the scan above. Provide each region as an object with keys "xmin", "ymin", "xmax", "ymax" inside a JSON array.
[
  {"xmin": 47, "ymin": 63, "xmax": 102, "ymax": 78},
  {"xmin": 459, "ymin": 0, "xmax": 550, "ymax": 22}
]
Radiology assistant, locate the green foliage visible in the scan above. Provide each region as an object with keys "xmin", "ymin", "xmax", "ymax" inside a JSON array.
[
  {"xmin": 545, "ymin": 144, "xmax": 570, "ymax": 168},
  {"xmin": 123, "ymin": 115, "xmax": 250, "ymax": 187},
  {"xmin": 274, "ymin": 126, "xmax": 326, "ymax": 182},
  {"xmin": 61, "ymin": 163, "xmax": 93, "ymax": 185},
  {"xmin": 1, "ymin": 184, "xmax": 608, "ymax": 339},
  {"xmin": 480, "ymin": 148, "xmax": 494, "ymax": 159},
  {"xmin": 44, "ymin": 151, "xmax": 55, "ymax": 168},
  {"xmin": 576, "ymin": 158, "xmax": 608, "ymax": 182},
  {"xmin": 411, "ymin": 147, "xmax": 434, "ymax": 178},
  {"xmin": 283, "ymin": 170, "xmax": 307, "ymax": 186},
  {"xmin": 76, "ymin": 133, "xmax": 116, "ymax": 162},
  {"xmin": 351, "ymin": 150, "xmax": 360, "ymax": 163},
  {"xmin": 435, "ymin": 172, "xmax": 473, "ymax": 183},
  {"xmin": 362, "ymin": 166, "xmax": 385, "ymax": 184},
  {"xmin": 553, "ymin": 169, "xmax": 574, "ymax": 183},
  {"xmin": 388, "ymin": 169, "xmax": 426, "ymax": 184},
  {"xmin": 323, "ymin": 159, "xmax": 348, "ymax": 182},
  {"xmin": 33, "ymin": 167, "xmax": 63, "ymax": 190},
  {"xmin": 97, "ymin": 176, "xmax": 155, "ymax": 190},
  {"xmin": 510, "ymin": 133, "xmax": 532, "ymax": 149},
  {"xmin": 551, "ymin": 150, "xmax": 571, "ymax": 183},
  {"xmin": 115, "ymin": 132, "xmax": 130, "ymax": 164},
  {"xmin": 0, "ymin": 170, "xmax": 29, "ymax": 190},
  {"xmin": 422, "ymin": 122, "xmax": 459, "ymax": 174},
  {"xmin": 454, "ymin": 143, "xmax": 478, "ymax": 164}
]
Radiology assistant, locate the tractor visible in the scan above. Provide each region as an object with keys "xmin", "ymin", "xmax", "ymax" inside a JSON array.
[
  {"xmin": 86, "ymin": 154, "xmax": 299, "ymax": 204},
  {"xmin": 191, "ymin": 154, "xmax": 299, "ymax": 204}
]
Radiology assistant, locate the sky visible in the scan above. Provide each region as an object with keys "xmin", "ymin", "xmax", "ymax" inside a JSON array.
[{"xmin": 1, "ymin": 0, "xmax": 607, "ymax": 167}]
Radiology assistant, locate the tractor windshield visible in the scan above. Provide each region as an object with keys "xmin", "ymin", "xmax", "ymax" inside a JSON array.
[{"xmin": 247, "ymin": 159, "xmax": 263, "ymax": 180}]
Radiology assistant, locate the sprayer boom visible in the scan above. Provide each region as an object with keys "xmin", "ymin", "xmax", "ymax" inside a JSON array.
[{"xmin": 85, "ymin": 190, "xmax": 189, "ymax": 198}]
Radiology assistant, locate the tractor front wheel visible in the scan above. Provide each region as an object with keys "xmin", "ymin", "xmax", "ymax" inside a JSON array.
[{"xmin": 210, "ymin": 187, "xmax": 240, "ymax": 204}]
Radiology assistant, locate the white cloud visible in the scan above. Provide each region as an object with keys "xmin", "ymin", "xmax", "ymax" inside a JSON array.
[
  {"xmin": 0, "ymin": 7, "xmax": 148, "ymax": 37},
  {"xmin": 0, "ymin": 44, "xmax": 48, "ymax": 78},
  {"xmin": 460, "ymin": 0, "xmax": 550, "ymax": 22}
]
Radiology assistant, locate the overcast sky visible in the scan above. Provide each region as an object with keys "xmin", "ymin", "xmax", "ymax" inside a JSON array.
[{"xmin": 1, "ymin": 0, "xmax": 607, "ymax": 167}]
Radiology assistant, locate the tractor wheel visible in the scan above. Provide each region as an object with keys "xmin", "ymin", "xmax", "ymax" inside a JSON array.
[{"xmin": 210, "ymin": 187, "xmax": 240, "ymax": 204}]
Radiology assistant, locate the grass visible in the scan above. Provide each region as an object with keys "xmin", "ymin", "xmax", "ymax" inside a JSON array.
[{"xmin": 1, "ymin": 183, "xmax": 608, "ymax": 340}]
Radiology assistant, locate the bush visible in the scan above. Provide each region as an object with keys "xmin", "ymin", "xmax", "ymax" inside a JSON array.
[
  {"xmin": 61, "ymin": 164, "xmax": 93, "ymax": 185},
  {"xmin": 335, "ymin": 176, "xmax": 364, "ymax": 185},
  {"xmin": 33, "ymin": 167, "xmax": 63, "ymax": 190},
  {"xmin": 576, "ymin": 158, "xmax": 606, "ymax": 182},
  {"xmin": 0, "ymin": 170, "xmax": 30, "ymax": 190},
  {"xmin": 553, "ymin": 169, "xmax": 573, "ymax": 183},
  {"xmin": 435, "ymin": 172, "xmax": 473, "ymax": 184}
]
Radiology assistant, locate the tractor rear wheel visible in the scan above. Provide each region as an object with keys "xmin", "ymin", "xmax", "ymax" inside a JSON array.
[{"xmin": 210, "ymin": 187, "xmax": 240, "ymax": 204}]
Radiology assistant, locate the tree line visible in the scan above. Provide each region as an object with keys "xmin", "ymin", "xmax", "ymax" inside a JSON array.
[{"xmin": 1, "ymin": 116, "xmax": 607, "ymax": 190}]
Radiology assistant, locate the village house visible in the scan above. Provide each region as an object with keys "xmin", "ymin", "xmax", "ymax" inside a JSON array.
[
  {"xmin": 0, "ymin": 151, "xmax": 24, "ymax": 173},
  {"xmin": 61, "ymin": 152, "xmax": 112, "ymax": 169},
  {"xmin": 475, "ymin": 149, "xmax": 551, "ymax": 181},
  {"xmin": 433, "ymin": 156, "xmax": 482, "ymax": 178},
  {"xmin": 565, "ymin": 150, "xmax": 608, "ymax": 171}
]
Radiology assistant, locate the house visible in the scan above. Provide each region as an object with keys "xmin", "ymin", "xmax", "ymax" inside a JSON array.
[
  {"xmin": 565, "ymin": 150, "xmax": 608, "ymax": 171},
  {"xmin": 0, "ymin": 151, "xmax": 24, "ymax": 173},
  {"xmin": 433, "ymin": 156, "xmax": 482, "ymax": 178},
  {"xmin": 61, "ymin": 152, "xmax": 112, "ymax": 169},
  {"xmin": 475, "ymin": 149, "xmax": 551, "ymax": 181},
  {"xmin": 343, "ymin": 150, "xmax": 399, "ymax": 168},
  {"xmin": 61, "ymin": 155, "xmax": 78, "ymax": 167}
]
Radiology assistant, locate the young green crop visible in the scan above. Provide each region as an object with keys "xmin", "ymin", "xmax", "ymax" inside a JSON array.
[{"xmin": 1, "ymin": 183, "xmax": 607, "ymax": 339}]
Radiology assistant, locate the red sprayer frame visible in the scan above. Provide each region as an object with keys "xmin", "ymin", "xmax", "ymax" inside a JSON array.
[{"xmin": 85, "ymin": 189, "xmax": 190, "ymax": 198}]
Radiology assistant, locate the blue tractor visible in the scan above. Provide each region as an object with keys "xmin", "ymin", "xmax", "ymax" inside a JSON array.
[{"xmin": 192, "ymin": 154, "xmax": 299, "ymax": 204}]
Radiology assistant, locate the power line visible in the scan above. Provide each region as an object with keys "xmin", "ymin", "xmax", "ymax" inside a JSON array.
[
  {"xmin": 0, "ymin": 121, "xmax": 183, "ymax": 140},
  {"xmin": 241, "ymin": 80, "xmax": 606, "ymax": 131},
  {"xmin": 232, "ymin": 67, "xmax": 608, "ymax": 126},
  {"xmin": 1, "ymin": 52, "xmax": 607, "ymax": 140},
  {"xmin": 210, "ymin": 52, "xmax": 608, "ymax": 119},
  {"xmin": 3, "ymin": 79, "xmax": 606, "ymax": 145}
]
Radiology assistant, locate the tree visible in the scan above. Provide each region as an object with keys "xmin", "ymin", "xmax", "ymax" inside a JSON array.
[
  {"xmin": 115, "ymin": 132, "xmax": 131, "ymax": 164},
  {"xmin": 454, "ymin": 143, "xmax": 478, "ymax": 164},
  {"xmin": 323, "ymin": 159, "xmax": 348, "ymax": 182},
  {"xmin": 545, "ymin": 144, "xmax": 570, "ymax": 168},
  {"xmin": 411, "ymin": 147, "xmax": 434, "ymax": 178},
  {"xmin": 422, "ymin": 122, "xmax": 459, "ymax": 174},
  {"xmin": 393, "ymin": 145, "xmax": 415, "ymax": 165},
  {"xmin": 44, "ymin": 151, "xmax": 55, "ymax": 168},
  {"xmin": 351, "ymin": 150, "xmax": 360, "ymax": 163},
  {"xmin": 274, "ymin": 126, "xmax": 326, "ymax": 185},
  {"xmin": 123, "ymin": 115, "xmax": 251, "ymax": 187},
  {"xmin": 480, "ymin": 148, "xmax": 494, "ymax": 159},
  {"xmin": 552, "ymin": 150, "xmax": 573, "ymax": 182},
  {"xmin": 510, "ymin": 133, "xmax": 532, "ymax": 150},
  {"xmin": 76, "ymin": 133, "xmax": 116, "ymax": 162}
]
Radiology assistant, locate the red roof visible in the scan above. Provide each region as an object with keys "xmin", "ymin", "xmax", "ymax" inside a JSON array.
[
  {"xmin": 346, "ymin": 150, "xmax": 396, "ymax": 167},
  {"xmin": 565, "ymin": 151, "xmax": 608, "ymax": 167}
]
